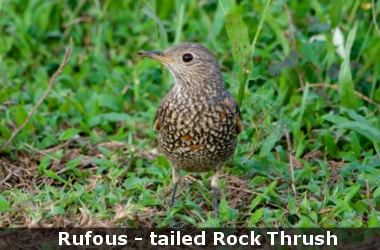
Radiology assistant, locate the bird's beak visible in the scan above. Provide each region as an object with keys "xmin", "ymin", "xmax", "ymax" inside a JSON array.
[{"xmin": 138, "ymin": 50, "xmax": 174, "ymax": 64}]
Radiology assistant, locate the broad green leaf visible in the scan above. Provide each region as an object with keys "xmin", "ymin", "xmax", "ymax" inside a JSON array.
[
  {"xmin": 212, "ymin": 0, "xmax": 233, "ymax": 38},
  {"xmin": 287, "ymin": 195, "xmax": 297, "ymax": 214},
  {"xmin": 295, "ymin": 165, "xmax": 315, "ymax": 182},
  {"xmin": 123, "ymin": 177, "xmax": 149, "ymax": 190},
  {"xmin": 368, "ymin": 212, "xmax": 380, "ymax": 227},
  {"xmin": 295, "ymin": 215, "xmax": 319, "ymax": 227},
  {"xmin": 323, "ymin": 114, "xmax": 380, "ymax": 143},
  {"xmin": 342, "ymin": 108, "xmax": 370, "ymax": 124},
  {"xmin": 88, "ymin": 115, "xmax": 102, "ymax": 127},
  {"xmin": 249, "ymin": 207, "xmax": 264, "ymax": 225},
  {"xmin": 332, "ymin": 199, "xmax": 351, "ymax": 215},
  {"xmin": 140, "ymin": 190, "xmax": 161, "ymax": 206},
  {"xmin": 224, "ymin": 13, "xmax": 251, "ymax": 73},
  {"xmin": 229, "ymin": 207, "xmax": 239, "ymax": 221},
  {"xmin": 297, "ymin": 82, "xmax": 310, "ymax": 128},
  {"xmin": 250, "ymin": 176, "xmax": 269, "ymax": 186},
  {"xmin": 98, "ymin": 94, "xmax": 122, "ymax": 111},
  {"xmin": 329, "ymin": 0, "xmax": 343, "ymax": 27},
  {"xmin": 59, "ymin": 128, "xmax": 81, "ymax": 141},
  {"xmin": 15, "ymin": 106, "xmax": 28, "ymax": 127},
  {"xmin": 43, "ymin": 169, "xmax": 67, "ymax": 184},
  {"xmin": 266, "ymin": 180, "xmax": 278, "ymax": 197},
  {"xmin": 250, "ymin": 194, "xmax": 265, "ymax": 210},
  {"xmin": 0, "ymin": 120, "xmax": 11, "ymax": 139},
  {"xmin": 373, "ymin": 186, "xmax": 380, "ymax": 198},
  {"xmin": 349, "ymin": 131, "xmax": 361, "ymax": 156},
  {"xmin": 323, "ymin": 114, "xmax": 350, "ymax": 125},
  {"xmin": 33, "ymin": 1, "xmax": 54, "ymax": 35},
  {"xmin": 103, "ymin": 112, "xmax": 130, "ymax": 122},
  {"xmin": 65, "ymin": 97, "xmax": 85, "ymax": 115},
  {"xmin": 219, "ymin": 198, "xmax": 230, "ymax": 221},
  {"xmin": 52, "ymin": 205, "xmax": 66, "ymax": 215},
  {"xmin": 337, "ymin": 121, "xmax": 380, "ymax": 143},
  {"xmin": 0, "ymin": 195, "xmax": 10, "ymax": 211},
  {"xmin": 97, "ymin": 146, "xmax": 113, "ymax": 156},
  {"xmin": 344, "ymin": 185, "xmax": 360, "ymax": 203},
  {"xmin": 259, "ymin": 128, "xmax": 282, "ymax": 158},
  {"xmin": 308, "ymin": 211, "xmax": 318, "ymax": 224},
  {"xmin": 224, "ymin": 13, "xmax": 252, "ymax": 105},
  {"xmin": 300, "ymin": 193, "xmax": 310, "ymax": 211},
  {"xmin": 38, "ymin": 155, "xmax": 51, "ymax": 172},
  {"xmin": 65, "ymin": 157, "xmax": 83, "ymax": 169},
  {"xmin": 197, "ymin": 217, "xmax": 221, "ymax": 227},
  {"xmin": 323, "ymin": 131, "xmax": 337, "ymax": 157}
]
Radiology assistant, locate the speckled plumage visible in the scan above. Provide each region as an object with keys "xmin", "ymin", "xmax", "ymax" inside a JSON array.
[
  {"xmin": 156, "ymin": 88, "xmax": 240, "ymax": 172},
  {"xmin": 138, "ymin": 43, "xmax": 243, "ymax": 217}
]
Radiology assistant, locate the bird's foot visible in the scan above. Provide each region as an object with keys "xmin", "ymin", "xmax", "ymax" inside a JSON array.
[
  {"xmin": 213, "ymin": 187, "xmax": 219, "ymax": 218},
  {"xmin": 169, "ymin": 182, "xmax": 178, "ymax": 208}
]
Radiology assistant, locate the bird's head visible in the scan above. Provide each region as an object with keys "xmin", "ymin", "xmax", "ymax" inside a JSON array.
[{"xmin": 138, "ymin": 43, "xmax": 225, "ymax": 94}]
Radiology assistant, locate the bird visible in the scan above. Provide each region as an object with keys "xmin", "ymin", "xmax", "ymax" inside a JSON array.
[{"xmin": 138, "ymin": 43, "xmax": 243, "ymax": 217}]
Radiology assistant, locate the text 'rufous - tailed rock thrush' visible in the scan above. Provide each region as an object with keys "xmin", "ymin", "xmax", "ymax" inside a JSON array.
[{"xmin": 138, "ymin": 43, "xmax": 243, "ymax": 217}]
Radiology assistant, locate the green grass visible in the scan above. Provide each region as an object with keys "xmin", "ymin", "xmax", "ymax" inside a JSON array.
[{"xmin": 1, "ymin": 0, "xmax": 380, "ymax": 227}]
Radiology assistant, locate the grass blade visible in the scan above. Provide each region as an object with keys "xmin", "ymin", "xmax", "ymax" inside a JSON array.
[{"xmin": 339, "ymin": 22, "xmax": 357, "ymax": 109}]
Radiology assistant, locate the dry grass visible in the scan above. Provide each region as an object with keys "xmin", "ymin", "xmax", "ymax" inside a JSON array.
[{"xmin": 0, "ymin": 139, "xmax": 347, "ymax": 228}]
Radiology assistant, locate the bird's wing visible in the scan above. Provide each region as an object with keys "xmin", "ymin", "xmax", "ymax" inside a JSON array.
[
  {"xmin": 153, "ymin": 107, "xmax": 162, "ymax": 131},
  {"xmin": 221, "ymin": 91, "xmax": 243, "ymax": 134},
  {"xmin": 235, "ymin": 102, "xmax": 243, "ymax": 134},
  {"xmin": 153, "ymin": 93, "xmax": 171, "ymax": 132}
]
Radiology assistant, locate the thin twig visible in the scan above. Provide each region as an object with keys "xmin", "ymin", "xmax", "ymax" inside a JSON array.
[
  {"xmin": 227, "ymin": 185, "xmax": 261, "ymax": 196},
  {"xmin": 0, "ymin": 168, "xmax": 21, "ymax": 187},
  {"xmin": 2, "ymin": 38, "xmax": 73, "ymax": 149},
  {"xmin": 24, "ymin": 141, "xmax": 71, "ymax": 155},
  {"xmin": 372, "ymin": 0, "xmax": 380, "ymax": 37},
  {"xmin": 284, "ymin": 125, "xmax": 297, "ymax": 196},
  {"xmin": 296, "ymin": 83, "xmax": 380, "ymax": 108}
]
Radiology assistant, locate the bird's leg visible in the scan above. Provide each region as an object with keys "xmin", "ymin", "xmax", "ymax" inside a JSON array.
[
  {"xmin": 169, "ymin": 166, "xmax": 180, "ymax": 208},
  {"xmin": 211, "ymin": 168, "xmax": 221, "ymax": 218}
]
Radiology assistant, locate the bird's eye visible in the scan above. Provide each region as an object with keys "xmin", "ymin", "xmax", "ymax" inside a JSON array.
[{"xmin": 182, "ymin": 53, "xmax": 193, "ymax": 63}]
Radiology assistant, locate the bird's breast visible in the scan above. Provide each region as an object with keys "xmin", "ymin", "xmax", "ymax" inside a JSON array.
[{"xmin": 156, "ymin": 97, "xmax": 238, "ymax": 171}]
